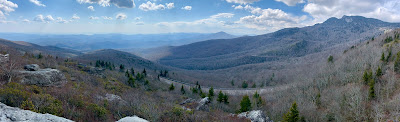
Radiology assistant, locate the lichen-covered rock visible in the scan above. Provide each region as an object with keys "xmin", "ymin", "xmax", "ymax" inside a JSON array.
[
  {"xmin": 237, "ymin": 110, "xmax": 273, "ymax": 122},
  {"xmin": 196, "ymin": 97, "xmax": 210, "ymax": 110},
  {"xmin": 117, "ymin": 116, "xmax": 148, "ymax": 122},
  {"xmin": 24, "ymin": 64, "xmax": 40, "ymax": 71},
  {"xmin": 19, "ymin": 68, "xmax": 67, "ymax": 87},
  {"xmin": 0, "ymin": 54, "xmax": 9, "ymax": 63},
  {"xmin": 0, "ymin": 102, "xmax": 73, "ymax": 122}
]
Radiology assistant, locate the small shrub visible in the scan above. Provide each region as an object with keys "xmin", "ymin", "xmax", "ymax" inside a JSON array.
[{"xmin": 88, "ymin": 103, "xmax": 108, "ymax": 120}]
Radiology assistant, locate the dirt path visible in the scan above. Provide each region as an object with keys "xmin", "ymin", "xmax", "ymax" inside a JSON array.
[{"xmin": 160, "ymin": 77, "xmax": 295, "ymax": 96}]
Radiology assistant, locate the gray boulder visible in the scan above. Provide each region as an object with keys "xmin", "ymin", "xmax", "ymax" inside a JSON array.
[
  {"xmin": 237, "ymin": 110, "xmax": 273, "ymax": 122},
  {"xmin": 0, "ymin": 102, "xmax": 73, "ymax": 122},
  {"xmin": 117, "ymin": 116, "xmax": 148, "ymax": 122},
  {"xmin": 196, "ymin": 97, "xmax": 210, "ymax": 110},
  {"xmin": 19, "ymin": 68, "xmax": 67, "ymax": 87},
  {"xmin": 24, "ymin": 64, "xmax": 40, "ymax": 71}
]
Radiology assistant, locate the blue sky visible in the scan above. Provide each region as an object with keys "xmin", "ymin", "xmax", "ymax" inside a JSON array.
[{"xmin": 0, "ymin": 0, "xmax": 400, "ymax": 35}]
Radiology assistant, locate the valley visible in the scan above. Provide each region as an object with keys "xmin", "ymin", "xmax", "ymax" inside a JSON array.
[{"xmin": 2, "ymin": 15, "xmax": 400, "ymax": 122}]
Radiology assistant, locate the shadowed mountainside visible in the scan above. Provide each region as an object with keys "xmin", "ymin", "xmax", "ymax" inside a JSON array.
[{"xmin": 159, "ymin": 16, "xmax": 400, "ymax": 70}]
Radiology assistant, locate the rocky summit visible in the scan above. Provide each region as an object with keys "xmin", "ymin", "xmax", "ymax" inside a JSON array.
[
  {"xmin": 0, "ymin": 102, "xmax": 73, "ymax": 122},
  {"xmin": 19, "ymin": 68, "xmax": 67, "ymax": 87}
]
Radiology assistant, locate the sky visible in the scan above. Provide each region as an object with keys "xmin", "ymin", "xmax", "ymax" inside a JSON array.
[{"xmin": 0, "ymin": 0, "xmax": 400, "ymax": 35}]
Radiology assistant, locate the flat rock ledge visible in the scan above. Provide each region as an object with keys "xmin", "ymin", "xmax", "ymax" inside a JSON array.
[{"xmin": 0, "ymin": 102, "xmax": 73, "ymax": 122}]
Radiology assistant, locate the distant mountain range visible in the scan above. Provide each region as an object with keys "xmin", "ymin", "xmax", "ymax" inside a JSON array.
[
  {"xmin": 0, "ymin": 32, "xmax": 237, "ymax": 51},
  {"xmin": 159, "ymin": 16, "xmax": 400, "ymax": 70}
]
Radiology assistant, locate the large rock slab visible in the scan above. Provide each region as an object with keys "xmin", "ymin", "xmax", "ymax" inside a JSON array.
[
  {"xmin": 237, "ymin": 110, "xmax": 273, "ymax": 122},
  {"xmin": 196, "ymin": 97, "xmax": 210, "ymax": 110},
  {"xmin": 24, "ymin": 64, "xmax": 40, "ymax": 71},
  {"xmin": 117, "ymin": 116, "xmax": 148, "ymax": 122},
  {"xmin": 19, "ymin": 68, "xmax": 67, "ymax": 87},
  {"xmin": 0, "ymin": 102, "xmax": 73, "ymax": 122}
]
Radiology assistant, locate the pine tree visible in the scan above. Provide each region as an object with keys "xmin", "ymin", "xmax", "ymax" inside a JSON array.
[
  {"xmin": 315, "ymin": 92, "xmax": 321, "ymax": 108},
  {"xmin": 253, "ymin": 91, "xmax": 260, "ymax": 99},
  {"xmin": 368, "ymin": 78, "xmax": 376, "ymax": 100},
  {"xmin": 362, "ymin": 70, "xmax": 369, "ymax": 85},
  {"xmin": 130, "ymin": 68, "xmax": 135, "ymax": 76},
  {"xmin": 144, "ymin": 80, "xmax": 149, "ymax": 85},
  {"xmin": 223, "ymin": 93, "xmax": 229, "ymax": 104},
  {"xmin": 242, "ymin": 81, "xmax": 248, "ymax": 88},
  {"xmin": 395, "ymin": 55, "xmax": 400, "ymax": 73},
  {"xmin": 208, "ymin": 87, "xmax": 214, "ymax": 98},
  {"xmin": 181, "ymin": 85, "xmax": 185, "ymax": 94},
  {"xmin": 231, "ymin": 80, "xmax": 235, "ymax": 86},
  {"xmin": 169, "ymin": 84, "xmax": 175, "ymax": 91},
  {"xmin": 251, "ymin": 83, "xmax": 256, "ymax": 88},
  {"xmin": 256, "ymin": 96, "xmax": 264, "ymax": 107},
  {"xmin": 240, "ymin": 95, "xmax": 251, "ymax": 112},
  {"xmin": 381, "ymin": 52, "xmax": 385, "ymax": 61},
  {"xmin": 125, "ymin": 70, "xmax": 130, "ymax": 77},
  {"xmin": 376, "ymin": 66, "xmax": 382, "ymax": 77},
  {"xmin": 283, "ymin": 102, "xmax": 299, "ymax": 122},
  {"xmin": 142, "ymin": 68, "xmax": 147, "ymax": 77},
  {"xmin": 327, "ymin": 55, "xmax": 333, "ymax": 62},
  {"xmin": 386, "ymin": 51, "xmax": 392, "ymax": 62},
  {"xmin": 217, "ymin": 91, "xmax": 224, "ymax": 103},
  {"xmin": 119, "ymin": 64, "xmax": 125, "ymax": 72},
  {"xmin": 128, "ymin": 75, "xmax": 135, "ymax": 88},
  {"xmin": 37, "ymin": 53, "xmax": 43, "ymax": 59}
]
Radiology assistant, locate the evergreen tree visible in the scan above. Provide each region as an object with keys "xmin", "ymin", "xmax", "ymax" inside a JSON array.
[
  {"xmin": 376, "ymin": 67, "xmax": 382, "ymax": 77},
  {"xmin": 169, "ymin": 84, "xmax": 175, "ymax": 91},
  {"xmin": 381, "ymin": 52, "xmax": 385, "ymax": 61},
  {"xmin": 315, "ymin": 92, "xmax": 321, "ymax": 108},
  {"xmin": 217, "ymin": 91, "xmax": 224, "ymax": 103},
  {"xmin": 283, "ymin": 102, "xmax": 299, "ymax": 122},
  {"xmin": 240, "ymin": 95, "xmax": 252, "ymax": 112},
  {"xmin": 144, "ymin": 80, "xmax": 149, "ymax": 85},
  {"xmin": 256, "ymin": 96, "xmax": 264, "ymax": 107},
  {"xmin": 130, "ymin": 68, "xmax": 135, "ymax": 76},
  {"xmin": 327, "ymin": 55, "xmax": 333, "ymax": 62},
  {"xmin": 242, "ymin": 81, "xmax": 248, "ymax": 88},
  {"xmin": 142, "ymin": 68, "xmax": 147, "ymax": 77},
  {"xmin": 368, "ymin": 78, "xmax": 376, "ymax": 100},
  {"xmin": 231, "ymin": 80, "xmax": 235, "ymax": 86},
  {"xmin": 362, "ymin": 70, "xmax": 369, "ymax": 85},
  {"xmin": 223, "ymin": 93, "xmax": 229, "ymax": 104},
  {"xmin": 208, "ymin": 87, "xmax": 214, "ymax": 98},
  {"xmin": 119, "ymin": 64, "xmax": 125, "ymax": 72},
  {"xmin": 386, "ymin": 51, "xmax": 392, "ymax": 62},
  {"xmin": 192, "ymin": 87, "xmax": 198, "ymax": 94},
  {"xmin": 37, "ymin": 53, "xmax": 43, "ymax": 59},
  {"xmin": 125, "ymin": 70, "xmax": 130, "ymax": 77},
  {"xmin": 128, "ymin": 75, "xmax": 135, "ymax": 88},
  {"xmin": 395, "ymin": 54, "xmax": 400, "ymax": 73},
  {"xmin": 251, "ymin": 83, "xmax": 256, "ymax": 88},
  {"xmin": 253, "ymin": 91, "xmax": 260, "ymax": 99},
  {"xmin": 181, "ymin": 85, "xmax": 185, "ymax": 94}
]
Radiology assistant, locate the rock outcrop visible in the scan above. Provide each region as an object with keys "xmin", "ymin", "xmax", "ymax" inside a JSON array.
[
  {"xmin": 24, "ymin": 64, "xmax": 40, "ymax": 71},
  {"xmin": 0, "ymin": 102, "xmax": 73, "ymax": 122},
  {"xmin": 196, "ymin": 97, "xmax": 210, "ymax": 110},
  {"xmin": 19, "ymin": 67, "xmax": 67, "ymax": 87},
  {"xmin": 117, "ymin": 116, "xmax": 148, "ymax": 122},
  {"xmin": 237, "ymin": 110, "xmax": 273, "ymax": 122},
  {"xmin": 0, "ymin": 54, "xmax": 9, "ymax": 63}
]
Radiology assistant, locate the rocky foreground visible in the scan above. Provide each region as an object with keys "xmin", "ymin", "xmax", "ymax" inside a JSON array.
[{"xmin": 0, "ymin": 102, "xmax": 73, "ymax": 122}]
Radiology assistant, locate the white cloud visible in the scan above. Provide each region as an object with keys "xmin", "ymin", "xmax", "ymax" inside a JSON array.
[
  {"xmin": 211, "ymin": 13, "xmax": 234, "ymax": 19},
  {"xmin": 236, "ymin": 5, "xmax": 307, "ymax": 31},
  {"xmin": 33, "ymin": 14, "xmax": 44, "ymax": 22},
  {"xmin": 232, "ymin": 5, "xmax": 244, "ymax": 10},
  {"xmin": 181, "ymin": 6, "xmax": 192, "ymax": 10},
  {"xmin": 135, "ymin": 22, "xmax": 144, "ymax": 25},
  {"xmin": 134, "ymin": 17, "xmax": 141, "ymax": 20},
  {"xmin": 89, "ymin": 16, "xmax": 99, "ymax": 20},
  {"xmin": 303, "ymin": 0, "xmax": 400, "ymax": 23},
  {"xmin": 88, "ymin": 6, "xmax": 95, "ymax": 11},
  {"xmin": 275, "ymin": 0, "xmax": 304, "ymax": 6},
  {"xmin": 116, "ymin": 13, "xmax": 127, "ymax": 20},
  {"xmin": 225, "ymin": 0, "xmax": 259, "ymax": 4},
  {"xmin": 72, "ymin": 14, "xmax": 80, "ymax": 20},
  {"xmin": 139, "ymin": 1, "xmax": 166, "ymax": 11},
  {"xmin": 77, "ymin": 0, "xmax": 135, "ymax": 8},
  {"xmin": 22, "ymin": 19, "xmax": 30, "ymax": 23},
  {"xmin": 102, "ymin": 16, "xmax": 113, "ymax": 20},
  {"xmin": 0, "ymin": 0, "xmax": 18, "ymax": 19},
  {"xmin": 44, "ymin": 15, "xmax": 54, "ymax": 21},
  {"xmin": 33, "ymin": 14, "xmax": 55, "ymax": 23},
  {"xmin": 166, "ymin": 3, "xmax": 174, "ymax": 9},
  {"xmin": 56, "ymin": 17, "xmax": 68, "ymax": 23},
  {"xmin": 29, "ymin": 0, "xmax": 46, "ymax": 7}
]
